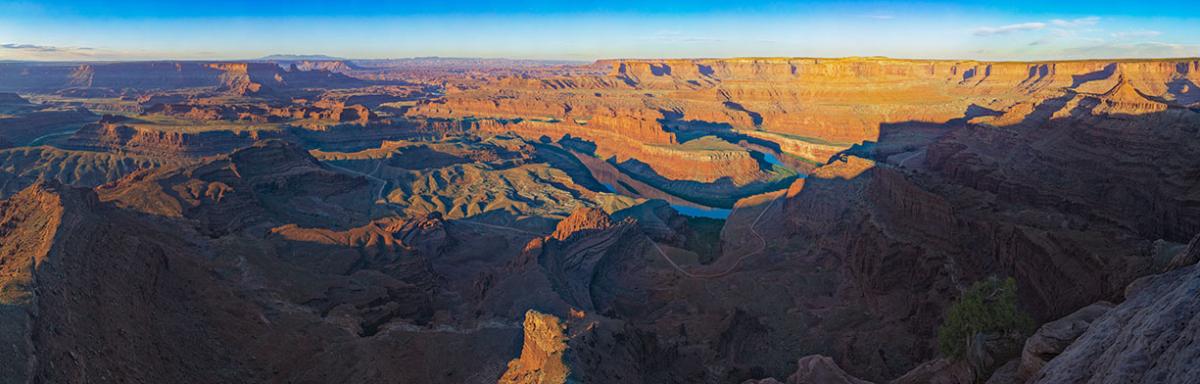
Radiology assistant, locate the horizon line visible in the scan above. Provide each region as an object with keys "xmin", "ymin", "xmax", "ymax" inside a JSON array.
[{"xmin": 3, "ymin": 55, "xmax": 1199, "ymax": 65}]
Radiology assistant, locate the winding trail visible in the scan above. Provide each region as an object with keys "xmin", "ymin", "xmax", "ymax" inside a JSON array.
[
  {"xmin": 27, "ymin": 129, "xmax": 80, "ymax": 146},
  {"xmin": 325, "ymin": 160, "xmax": 387, "ymax": 201},
  {"xmin": 893, "ymin": 149, "xmax": 925, "ymax": 169},
  {"xmin": 650, "ymin": 196, "xmax": 779, "ymax": 279}
]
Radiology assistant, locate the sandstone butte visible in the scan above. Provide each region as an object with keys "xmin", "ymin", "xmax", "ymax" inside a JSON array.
[{"xmin": 0, "ymin": 56, "xmax": 1197, "ymax": 384}]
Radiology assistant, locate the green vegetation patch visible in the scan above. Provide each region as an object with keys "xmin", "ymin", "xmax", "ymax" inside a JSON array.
[{"xmin": 937, "ymin": 277, "xmax": 1035, "ymax": 360}]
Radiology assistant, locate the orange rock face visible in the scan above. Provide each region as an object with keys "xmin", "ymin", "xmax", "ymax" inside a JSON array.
[
  {"xmin": 550, "ymin": 206, "xmax": 614, "ymax": 240},
  {"xmin": 498, "ymin": 310, "xmax": 571, "ymax": 384}
]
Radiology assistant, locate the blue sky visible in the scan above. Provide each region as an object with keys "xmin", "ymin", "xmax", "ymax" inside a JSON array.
[{"xmin": 1, "ymin": 1, "xmax": 1198, "ymax": 61}]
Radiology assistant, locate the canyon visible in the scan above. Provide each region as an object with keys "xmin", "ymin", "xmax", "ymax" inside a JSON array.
[{"xmin": 0, "ymin": 56, "xmax": 1197, "ymax": 384}]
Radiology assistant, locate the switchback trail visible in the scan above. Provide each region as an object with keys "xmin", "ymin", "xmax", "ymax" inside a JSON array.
[{"xmin": 650, "ymin": 196, "xmax": 779, "ymax": 279}]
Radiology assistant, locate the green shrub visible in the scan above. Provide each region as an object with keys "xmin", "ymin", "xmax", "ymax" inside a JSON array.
[{"xmin": 937, "ymin": 277, "xmax": 1035, "ymax": 359}]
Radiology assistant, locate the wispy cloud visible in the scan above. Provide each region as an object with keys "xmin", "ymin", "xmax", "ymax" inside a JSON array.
[
  {"xmin": 1111, "ymin": 30, "xmax": 1162, "ymax": 39},
  {"xmin": 1, "ymin": 43, "xmax": 104, "ymax": 59},
  {"xmin": 1050, "ymin": 17, "xmax": 1100, "ymax": 28},
  {"xmin": 1028, "ymin": 28, "xmax": 1085, "ymax": 46},
  {"xmin": 975, "ymin": 16, "xmax": 1101, "ymax": 37},
  {"xmin": 1, "ymin": 43, "xmax": 83, "ymax": 52},
  {"xmin": 973, "ymin": 22, "xmax": 1046, "ymax": 36}
]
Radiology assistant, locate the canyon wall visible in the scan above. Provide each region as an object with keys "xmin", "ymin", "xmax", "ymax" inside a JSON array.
[{"xmin": 0, "ymin": 61, "xmax": 369, "ymax": 94}]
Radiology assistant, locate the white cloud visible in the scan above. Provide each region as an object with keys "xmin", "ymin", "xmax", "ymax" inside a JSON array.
[
  {"xmin": 1, "ymin": 43, "xmax": 85, "ymax": 53},
  {"xmin": 1028, "ymin": 28, "xmax": 1082, "ymax": 46},
  {"xmin": 0, "ymin": 42, "xmax": 112, "ymax": 60},
  {"xmin": 975, "ymin": 16, "xmax": 1101, "ymax": 37},
  {"xmin": 1050, "ymin": 16, "xmax": 1100, "ymax": 28},
  {"xmin": 973, "ymin": 22, "xmax": 1047, "ymax": 36}
]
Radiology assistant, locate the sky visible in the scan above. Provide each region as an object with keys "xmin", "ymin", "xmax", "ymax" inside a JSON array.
[{"xmin": 1, "ymin": 0, "xmax": 1198, "ymax": 61}]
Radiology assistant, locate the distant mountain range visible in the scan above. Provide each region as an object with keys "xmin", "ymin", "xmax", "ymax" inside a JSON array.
[
  {"xmin": 256, "ymin": 54, "xmax": 346, "ymax": 61},
  {"xmin": 256, "ymin": 54, "xmax": 586, "ymax": 66}
]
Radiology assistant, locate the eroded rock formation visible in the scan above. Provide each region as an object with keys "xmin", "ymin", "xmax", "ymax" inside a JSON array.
[
  {"xmin": 0, "ymin": 56, "xmax": 1197, "ymax": 384},
  {"xmin": 1027, "ymin": 241, "xmax": 1200, "ymax": 383},
  {"xmin": 61, "ymin": 114, "xmax": 286, "ymax": 157},
  {"xmin": 499, "ymin": 310, "xmax": 571, "ymax": 384}
]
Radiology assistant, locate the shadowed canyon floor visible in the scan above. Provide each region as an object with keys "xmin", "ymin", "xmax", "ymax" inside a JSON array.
[{"xmin": 0, "ymin": 56, "xmax": 1199, "ymax": 383}]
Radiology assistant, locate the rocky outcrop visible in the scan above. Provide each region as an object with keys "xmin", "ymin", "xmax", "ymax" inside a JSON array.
[
  {"xmin": 524, "ymin": 207, "xmax": 652, "ymax": 316},
  {"xmin": 61, "ymin": 114, "xmax": 287, "ymax": 157},
  {"xmin": 1030, "ymin": 252, "xmax": 1200, "ymax": 383},
  {"xmin": 1015, "ymin": 302, "xmax": 1113, "ymax": 381},
  {"xmin": 499, "ymin": 310, "xmax": 572, "ymax": 384},
  {"xmin": 0, "ymin": 183, "xmax": 70, "ymax": 383},
  {"xmin": 550, "ymin": 206, "xmax": 614, "ymax": 240}
]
